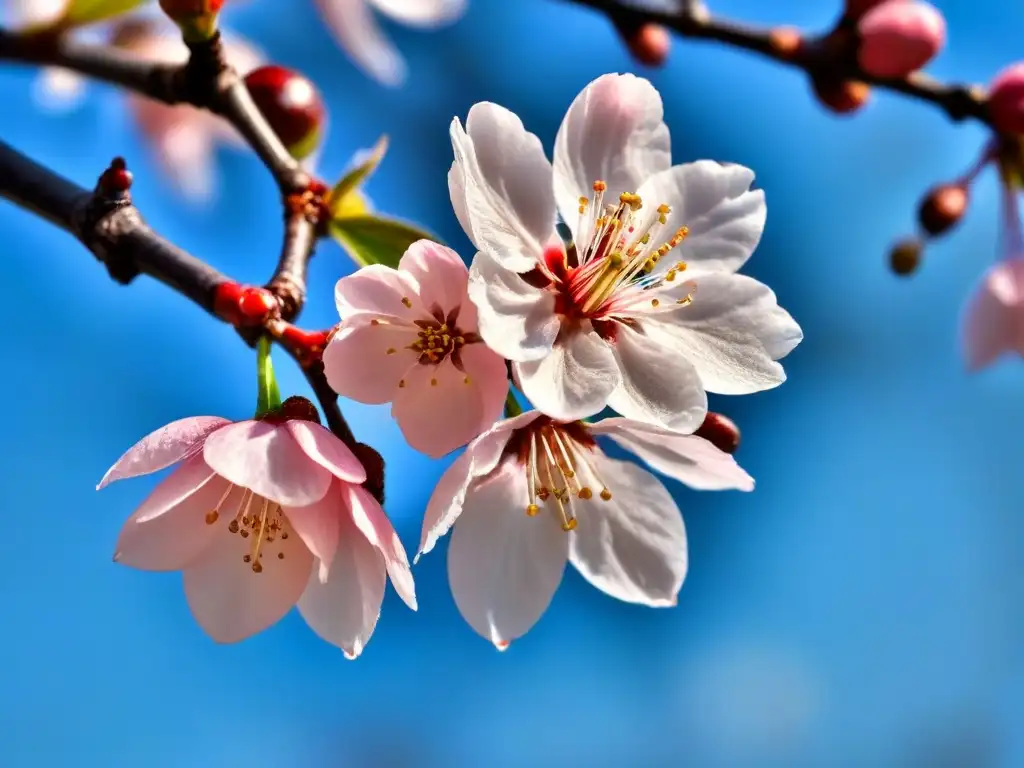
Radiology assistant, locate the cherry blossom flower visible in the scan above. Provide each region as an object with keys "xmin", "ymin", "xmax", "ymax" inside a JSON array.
[
  {"xmin": 449, "ymin": 73, "xmax": 802, "ymax": 429},
  {"xmin": 98, "ymin": 397, "xmax": 416, "ymax": 656},
  {"xmin": 416, "ymin": 410, "xmax": 754, "ymax": 648},
  {"xmin": 314, "ymin": 0, "xmax": 465, "ymax": 87},
  {"xmin": 323, "ymin": 239, "xmax": 509, "ymax": 458}
]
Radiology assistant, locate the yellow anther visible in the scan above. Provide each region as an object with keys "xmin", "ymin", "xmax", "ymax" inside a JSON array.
[
  {"xmin": 537, "ymin": 487, "xmax": 551, "ymax": 501},
  {"xmin": 252, "ymin": 560, "xmax": 263, "ymax": 573},
  {"xmin": 640, "ymin": 233, "xmax": 651, "ymax": 244},
  {"xmin": 439, "ymin": 324, "xmax": 448, "ymax": 332},
  {"xmin": 430, "ymin": 378, "xmax": 438, "ymax": 386},
  {"xmin": 386, "ymin": 347, "xmax": 396, "ymax": 355},
  {"xmin": 600, "ymin": 489, "xmax": 612, "ymax": 501},
  {"xmin": 666, "ymin": 270, "xmax": 676, "ymax": 282},
  {"xmin": 562, "ymin": 518, "xmax": 578, "ymax": 532},
  {"xmin": 677, "ymin": 296, "xmax": 693, "ymax": 306},
  {"xmin": 455, "ymin": 336, "xmax": 465, "ymax": 344},
  {"xmin": 205, "ymin": 511, "xmax": 219, "ymax": 525},
  {"xmin": 657, "ymin": 203, "xmax": 671, "ymax": 215},
  {"xmin": 526, "ymin": 504, "xmax": 540, "ymax": 517},
  {"xmin": 651, "ymin": 298, "xmax": 660, "ymax": 307},
  {"xmin": 401, "ymin": 297, "xmax": 413, "ymax": 308},
  {"xmin": 228, "ymin": 520, "xmax": 240, "ymax": 534},
  {"xmin": 676, "ymin": 261, "xmax": 687, "ymax": 271},
  {"xmin": 463, "ymin": 376, "xmax": 471, "ymax": 385},
  {"xmin": 398, "ymin": 379, "xmax": 406, "ymax": 388},
  {"xmin": 578, "ymin": 487, "xmax": 593, "ymax": 500},
  {"xmin": 609, "ymin": 252, "xmax": 623, "ymax": 267},
  {"xmin": 593, "ymin": 180, "xmax": 607, "ymax": 192}
]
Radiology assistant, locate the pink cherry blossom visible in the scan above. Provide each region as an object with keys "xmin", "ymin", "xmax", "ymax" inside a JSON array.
[
  {"xmin": 988, "ymin": 62, "xmax": 1024, "ymax": 137},
  {"xmin": 416, "ymin": 410, "xmax": 754, "ymax": 648},
  {"xmin": 857, "ymin": 0, "xmax": 946, "ymax": 79},
  {"xmin": 450, "ymin": 73, "xmax": 802, "ymax": 430},
  {"xmin": 323, "ymin": 239, "xmax": 509, "ymax": 458},
  {"xmin": 313, "ymin": 0, "xmax": 465, "ymax": 86},
  {"xmin": 98, "ymin": 400, "xmax": 416, "ymax": 655}
]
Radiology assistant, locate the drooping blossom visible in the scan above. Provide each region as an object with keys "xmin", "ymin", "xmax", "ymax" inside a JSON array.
[
  {"xmin": 313, "ymin": 0, "xmax": 465, "ymax": 87},
  {"xmin": 323, "ymin": 239, "xmax": 509, "ymax": 458},
  {"xmin": 449, "ymin": 73, "xmax": 802, "ymax": 429},
  {"xmin": 417, "ymin": 409, "xmax": 754, "ymax": 648},
  {"xmin": 961, "ymin": 182, "xmax": 1024, "ymax": 371},
  {"xmin": 98, "ymin": 396, "xmax": 417, "ymax": 656}
]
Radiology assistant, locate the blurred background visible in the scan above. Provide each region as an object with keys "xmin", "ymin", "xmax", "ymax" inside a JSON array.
[{"xmin": 1, "ymin": 0, "xmax": 1022, "ymax": 765}]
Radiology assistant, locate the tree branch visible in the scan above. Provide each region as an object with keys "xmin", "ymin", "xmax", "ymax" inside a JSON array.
[{"xmin": 564, "ymin": 0, "xmax": 991, "ymax": 126}]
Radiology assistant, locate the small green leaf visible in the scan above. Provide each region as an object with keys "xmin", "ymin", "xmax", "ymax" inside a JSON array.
[
  {"xmin": 329, "ymin": 214, "xmax": 443, "ymax": 270},
  {"xmin": 329, "ymin": 136, "xmax": 388, "ymax": 218},
  {"xmin": 63, "ymin": 0, "xmax": 149, "ymax": 26},
  {"xmin": 504, "ymin": 392, "xmax": 523, "ymax": 418},
  {"xmin": 255, "ymin": 336, "xmax": 282, "ymax": 418}
]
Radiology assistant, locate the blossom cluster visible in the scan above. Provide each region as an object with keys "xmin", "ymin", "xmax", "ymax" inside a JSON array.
[{"xmin": 101, "ymin": 73, "xmax": 802, "ymax": 653}]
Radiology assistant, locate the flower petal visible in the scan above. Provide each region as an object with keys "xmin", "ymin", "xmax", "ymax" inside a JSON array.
[
  {"xmin": 458, "ymin": 341, "xmax": 511, "ymax": 435},
  {"xmin": 606, "ymin": 322, "xmax": 708, "ymax": 431},
  {"xmin": 129, "ymin": 454, "xmax": 220, "ymax": 525},
  {"xmin": 961, "ymin": 259, "xmax": 1024, "ymax": 371},
  {"xmin": 323, "ymin": 322, "xmax": 419, "ymax": 405},
  {"xmin": 644, "ymin": 272, "xmax": 799, "ymax": 394},
  {"xmin": 314, "ymin": 0, "xmax": 406, "ymax": 86},
  {"xmin": 33, "ymin": 67, "xmax": 86, "ymax": 113},
  {"xmin": 284, "ymin": 481, "xmax": 345, "ymax": 583},
  {"xmin": 285, "ymin": 420, "xmax": 367, "ymax": 484},
  {"xmin": 447, "ymin": 460, "xmax": 568, "ymax": 646},
  {"xmin": 113, "ymin": 475, "xmax": 233, "ymax": 571},
  {"xmin": 203, "ymin": 420, "xmax": 332, "ymax": 507},
  {"xmin": 467, "ymin": 249, "xmax": 559, "ymax": 362},
  {"xmin": 398, "ymin": 240, "xmax": 469, "ymax": 315},
  {"xmin": 589, "ymin": 418, "xmax": 755, "ymax": 491},
  {"xmin": 98, "ymin": 416, "xmax": 230, "ymax": 489},
  {"xmin": 143, "ymin": 111, "xmax": 218, "ymax": 202},
  {"xmin": 334, "ymin": 264, "xmax": 426, "ymax": 323},
  {"xmin": 568, "ymin": 456, "xmax": 687, "ymax": 606},
  {"xmin": 638, "ymin": 161, "xmax": 766, "ymax": 277},
  {"xmin": 370, "ymin": 0, "xmax": 465, "ymax": 26},
  {"xmin": 344, "ymin": 484, "xmax": 417, "ymax": 610},
  {"xmin": 449, "ymin": 104, "xmax": 555, "ymax": 271},
  {"xmin": 553, "ymin": 73, "xmax": 671, "ymax": 239},
  {"xmin": 183, "ymin": 516, "xmax": 314, "ymax": 643},
  {"xmin": 297, "ymin": 507, "xmax": 386, "ymax": 659},
  {"xmin": 514, "ymin": 326, "xmax": 620, "ymax": 421}
]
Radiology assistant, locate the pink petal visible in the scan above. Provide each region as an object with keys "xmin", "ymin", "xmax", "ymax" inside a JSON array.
[
  {"xmin": 97, "ymin": 416, "xmax": 230, "ymax": 489},
  {"xmin": 447, "ymin": 460, "xmax": 569, "ymax": 647},
  {"xmin": 130, "ymin": 453, "xmax": 220, "ymax": 525},
  {"xmin": 297, "ymin": 507, "xmax": 387, "ymax": 659},
  {"xmin": 459, "ymin": 342, "xmax": 511, "ymax": 438},
  {"xmin": 314, "ymin": 0, "xmax": 406, "ymax": 86},
  {"xmin": 416, "ymin": 450, "xmax": 474, "ymax": 561},
  {"xmin": 203, "ymin": 420, "xmax": 332, "ymax": 507},
  {"xmin": 285, "ymin": 420, "xmax": 367, "ymax": 484},
  {"xmin": 398, "ymin": 240, "xmax": 469, "ymax": 315},
  {"xmin": 283, "ymin": 480, "xmax": 344, "ymax": 583},
  {"xmin": 343, "ymin": 483, "xmax": 417, "ymax": 611},
  {"xmin": 183, "ymin": 516, "xmax": 314, "ymax": 643},
  {"xmin": 114, "ymin": 475, "xmax": 234, "ymax": 571},
  {"xmin": 334, "ymin": 264, "xmax": 426, "ymax": 323},
  {"xmin": 391, "ymin": 359, "xmax": 488, "ymax": 458},
  {"xmin": 961, "ymin": 260, "xmax": 1024, "ymax": 371},
  {"xmin": 322, "ymin": 322, "xmax": 418, "ymax": 405}
]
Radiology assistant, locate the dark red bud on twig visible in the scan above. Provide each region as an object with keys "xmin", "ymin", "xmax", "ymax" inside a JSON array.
[
  {"xmin": 918, "ymin": 183, "xmax": 969, "ymax": 237},
  {"xmin": 889, "ymin": 237, "xmax": 923, "ymax": 276},
  {"xmin": 695, "ymin": 412, "xmax": 741, "ymax": 454},
  {"xmin": 811, "ymin": 75, "xmax": 871, "ymax": 115}
]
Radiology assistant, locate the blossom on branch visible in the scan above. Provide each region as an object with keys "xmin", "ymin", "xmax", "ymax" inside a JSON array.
[
  {"xmin": 449, "ymin": 73, "xmax": 802, "ymax": 429},
  {"xmin": 98, "ymin": 396, "xmax": 416, "ymax": 657},
  {"xmin": 323, "ymin": 239, "xmax": 509, "ymax": 458},
  {"xmin": 313, "ymin": 0, "xmax": 465, "ymax": 87},
  {"xmin": 416, "ymin": 410, "xmax": 754, "ymax": 648}
]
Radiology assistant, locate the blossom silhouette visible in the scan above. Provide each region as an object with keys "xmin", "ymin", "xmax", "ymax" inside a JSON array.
[
  {"xmin": 417, "ymin": 410, "xmax": 753, "ymax": 648},
  {"xmin": 324, "ymin": 239, "xmax": 509, "ymax": 458},
  {"xmin": 450, "ymin": 73, "xmax": 802, "ymax": 428},
  {"xmin": 99, "ymin": 397, "xmax": 416, "ymax": 656}
]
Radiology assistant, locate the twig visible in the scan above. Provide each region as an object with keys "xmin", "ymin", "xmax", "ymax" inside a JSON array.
[{"xmin": 564, "ymin": 0, "xmax": 991, "ymax": 126}]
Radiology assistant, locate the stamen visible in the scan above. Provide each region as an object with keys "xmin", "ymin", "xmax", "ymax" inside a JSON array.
[{"xmin": 401, "ymin": 297, "xmax": 413, "ymax": 308}]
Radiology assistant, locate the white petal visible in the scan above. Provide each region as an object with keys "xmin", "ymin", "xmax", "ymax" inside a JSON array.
[
  {"xmin": 553, "ymin": 73, "xmax": 671, "ymax": 240},
  {"xmin": 467, "ymin": 249, "xmax": 559, "ymax": 362},
  {"xmin": 33, "ymin": 68, "xmax": 86, "ymax": 112},
  {"xmin": 645, "ymin": 272, "xmax": 801, "ymax": 394},
  {"xmin": 369, "ymin": 0, "xmax": 465, "ymax": 27},
  {"xmin": 638, "ymin": 161, "xmax": 766, "ymax": 277},
  {"xmin": 447, "ymin": 460, "xmax": 568, "ymax": 646},
  {"xmin": 298, "ymin": 506, "xmax": 387, "ymax": 659},
  {"xmin": 606, "ymin": 322, "xmax": 708, "ymax": 431},
  {"xmin": 590, "ymin": 418, "xmax": 755, "ymax": 491},
  {"xmin": 569, "ymin": 457, "xmax": 686, "ymax": 606},
  {"xmin": 315, "ymin": 0, "xmax": 406, "ymax": 86},
  {"xmin": 515, "ymin": 326, "xmax": 620, "ymax": 421},
  {"xmin": 183, "ymin": 516, "xmax": 314, "ymax": 643},
  {"xmin": 449, "ymin": 105, "xmax": 556, "ymax": 271}
]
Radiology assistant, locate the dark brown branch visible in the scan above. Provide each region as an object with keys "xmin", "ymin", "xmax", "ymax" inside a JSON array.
[
  {"xmin": 268, "ymin": 212, "xmax": 317, "ymax": 322},
  {"xmin": 564, "ymin": 0, "xmax": 991, "ymax": 126}
]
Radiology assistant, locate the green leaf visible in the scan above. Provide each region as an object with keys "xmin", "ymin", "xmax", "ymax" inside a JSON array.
[
  {"xmin": 504, "ymin": 392, "xmax": 523, "ymax": 418},
  {"xmin": 329, "ymin": 136, "xmax": 388, "ymax": 218},
  {"xmin": 63, "ymin": 0, "xmax": 149, "ymax": 26},
  {"xmin": 329, "ymin": 214, "xmax": 443, "ymax": 270},
  {"xmin": 254, "ymin": 336, "xmax": 282, "ymax": 418}
]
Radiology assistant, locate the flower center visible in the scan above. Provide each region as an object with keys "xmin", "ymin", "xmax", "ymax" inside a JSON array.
[
  {"xmin": 507, "ymin": 418, "xmax": 614, "ymax": 532},
  {"xmin": 205, "ymin": 484, "xmax": 292, "ymax": 573},
  {"xmin": 544, "ymin": 180, "xmax": 694, "ymax": 320},
  {"xmin": 373, "ymin": 304, "xmax": 483, "ymax": 388}
]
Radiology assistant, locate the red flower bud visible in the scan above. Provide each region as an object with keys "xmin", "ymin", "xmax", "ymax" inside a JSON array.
[
  {"xmin": 857, "ymin": 0, "xmax": 946, "ymax": 79},
  {"xmin": 695, "ymin": 412, "xmax": 741, "ymax": 454},
  {"xmin": 811, "ymin": 75, "xmax": 871, "ymax": 115},
  {"xmin": 213, "ymin": 282, "xmax": 279, "ymax": 326},
  {"xmin": 623, "ymin": 24, "xmax": 670, "ymax": 68},
  {"xmin": 917, "ymin": 183, "xmax": 969, "ymax": 237},
  {"xmin": 988, "ymin": 63, "xmax": 1024, "ymax": 136},
  {"xmin": 245, "ymin": 65, "xmax": 326, "ymax": 161}
]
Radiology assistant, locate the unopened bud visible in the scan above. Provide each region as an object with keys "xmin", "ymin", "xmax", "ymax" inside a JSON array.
[
  {"xmin": 918, "ymin": 183, "xmax": 969, "ymax": 236},
  {"xmin": 988, "ymin": 62, "xmax": 1024, "ymax": 136},
  {"xmin": 857, "ymin": 0, "xmax": 946, "ymax": 79},
  {"xmin": 352, "ymin": 442, "xmax": 385, "ymax": 502},
  {"xmin": 245, "ymin": 65, "xmax": 326, "ymax": 160},
  {"xmin": 889, "ymin": 238, "xmax": 922, "ymax": 276},
  {"xmin": 158, "ymin": 0, "xmax": 224, "ymax": 42},
  {"xmin": 277, "ymin": 395, "xmax": 321, "ymax": 424},
  {"xmin": 845, "ymin": 0, "xmax": 889, "ymax": 20},
  {"xmin": 695, "ymin": 412, "xmax": 740, "ymax": 454},
  {"xmin": 622, "ymin": 23, "xmax": 670, "ymax": 67},
  {"xmin": 811, "ymin": 75, "xmax": 871, "ymax": 115},
  {"xmin": 213, "ymin": 282, "xmax": 279, "ymax": 326},
  {"xmin": 98, "ymin": 156, "xmax": 133, "ymax": 196}
]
